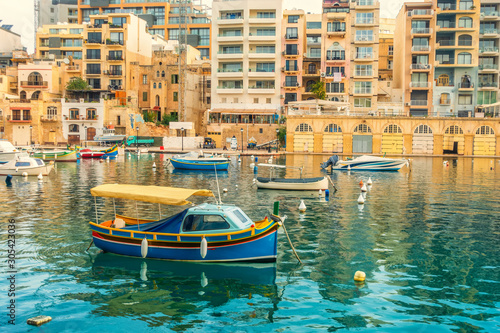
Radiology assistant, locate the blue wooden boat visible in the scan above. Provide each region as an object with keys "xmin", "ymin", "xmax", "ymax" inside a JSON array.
[
  {"xmin": 169, "ymin": 158, "xmax": 230, "ymax": 170},
  {"xmin": 88, "ymin": 184, "xmax": 281, "ymax": 263}
]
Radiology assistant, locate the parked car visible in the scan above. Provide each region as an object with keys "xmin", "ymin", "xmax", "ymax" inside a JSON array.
[{"xmin": 203, "ymin": 137, "xmax": 216, "ymax": 149}]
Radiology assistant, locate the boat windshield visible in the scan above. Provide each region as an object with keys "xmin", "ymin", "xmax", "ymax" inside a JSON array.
[
  {"xmin": 15, "ymin": 162, "xmax": 31, "ymax": 167},
  {"xmin": 35, "ymin": 159, "xmax": 44, "ymax": 166},
  {"xmin": 232, "ymin": 209, "xmax": 251, "ymax": 224}
]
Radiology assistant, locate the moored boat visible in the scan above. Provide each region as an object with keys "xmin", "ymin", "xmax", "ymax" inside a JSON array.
[
  {"xmin": 0, "ymin": 140, "xmax": 19, "ymax": 164},
  {"xmin": 0, "ymin": 153, "xmax": 54, "ymax": 176},
  {"xmin": 80, "ymin": 144, "xmax": 119, "ymax": 159},
  {"xmin": 321, "ymin": 155, "xmax": 409, "ymax": 171},
  {"xmin": 88, "ymin": 184, "xmax": 281, "ymax": 262},
  {"xmin": 255, "ymin": 163, "xmax": 330, "ymax": 191},
  {"xmin": 169, "ymin": 151, "xmax": 230, "ymax": 170},
  {"xmin": 33, "ymin": 149, "xmax": 80, "ymax": 162}
]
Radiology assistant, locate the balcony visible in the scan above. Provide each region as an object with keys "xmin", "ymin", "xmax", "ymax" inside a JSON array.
[
  {"xmin": 440, "ymin": 98, "xmax": 451, "ymax": 105},
  {"xmin": 326, "ymin": 56, "xmax": 346, "ymax": 62},
  {"xmin": 409, "ymin": 81, "xmax": 431, "ymax": 88},
  {"xmin": 456, "ymin": 82, "xmax": 475, "ymax": 90},
  {"xmin": 216, "ymin": 87, "xmax": 243, "ymax": 94},
  {"xmin": 65, "ymin": 115, "xmax": 99, "ymax": 122},
  {"xmin": 408, "ymin": 9, "xmax": 434, "ymax": 17},
  {"xmin": 248, "ymin": 52, "xmax": 275, "ymax": 59},
  {"xmin": 480, "ymin": 11, "xmax": 500, "ymax": 20},
  {"xmin": 437, "ymin": 40, "xmax": 455, "ymax": 48},
  {"xmin": 41, "ymin": 115, "xmax": 59, "ymax": 122},
  {"xmin": 85, "ymin": 39, "xmax": 103, "ymax": 45},
  {"xmin": 217, "ymin": 52, "xmax": 243, "ymax": 60},
  {"xmin": 303, "ymin": 70, "xmax": 320, "ymax": 77},
  {"xmin": 8, "ymin": 114, "xmax": 32, "ymax": 122},
  {"xmin": 248, "ymin": 86, "xmax": 276, "ymax": 94},
  {"xmin": 354, "ymin": 36, "xmax": 374, "ymax": 44},
  {"xmin": 410, "ymin": 63, "xmax": 432, "ymax": 71},
  {"xmin": 354, "ymin": 70, "xmax": 374, "ymax": 77},
  {"xmin": 354, "ymin": 0, "xmax": 379, "ymax": 9},
  {"xmin": 436, "ymin": 4, "xmax": 476, "ymax": 14},
  {"xmin": 412, "ymin": 45, "xmax": 431, "ymax": 52},
  {"xmin": 304, "ymin": 53, "xmax": 321, "ymax": 60},
  {"xmin": 327, "ymin": 29, "xmax": 346, "ymax": 37},
  {"xmin": 66, "ymin": 65, "xmax": 81, "ymax": 71},
  {"xmin": 106, "ymin": 55, "xmax": 124, "ymax": 61},
  {"xmin": 106, "ymin": 40, "xmax": 124, "ymax": 46},
  {"xmin": 20, "ymin": 81, "xmax": 48, "ymax": 88},
  {"xmin": 282, "ymin": 51, "xmax": 299, "ymax": 58},
  {"xmin": 248, "ymin": 16, "xmax": 276, "ymax": 24},
  {"xmin": 282, "ymin": 66, "xmax": 299, "ymax": 74},
  {"xmin": 479, "ymin": 47, "xmax": 499, "ymax": 55},
  {"xmin": 284, "ymin": 34, "xmax": 299, "ymax": 40},
  {"xmin": 85, "ymin": 70, "xmax": 101, "ymax": 75},
  {"xmin": 248, "ymin": 34, "xmax": 276, "ymax": 42},
  {"xmin": 411, "ymin": 28, "xmax": 432, "ymax": 35},
  {"xmin": 284, "ymin": 83, "xmax": 300, "ymax": 90},
  {"xmin": 410, "ymin": 100, "xmax": 428, "ymax": 106},
  {"xmin": 478, "ymin": 82, "xmax": 498, "ymax": 89},
  {"xmin": 217, "ymin": 68, "xmax": 244, "ymax": 78},
  {"xmin": 354, "ymin": 53, "xmax": 373, "ymax": 61},
  {"xmin": 248, "ymin": 70, "xmax": 275, "ymax": 78},
  {"xmin": 479, "ymin": 64, "xmax": 498, "ymax": 71},
  {"xmin": 217, "ymin": 34, "xmax": 244, "ymax": 43},
  {"xmin": 480, "ymin": 29, "xmax": 499, "ymax": 37},
  {"xmin": 355, "ymin": 18, "xmax": 375, "ymax": 26},
  {"xmin": 108, "ymin": 23, "xmax": 124, "ymax": 30},
  {"xmin": 107, "ymin": 70, "xmax": 123, "ymax": 77},
  {"xmin": 218, "ymin": 15, "xmax": 244, "ymax": 25}
]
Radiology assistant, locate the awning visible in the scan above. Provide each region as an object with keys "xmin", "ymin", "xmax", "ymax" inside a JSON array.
[{"xmin": 91, "ymin": 184, "xmax": 214, "ymax": 206}]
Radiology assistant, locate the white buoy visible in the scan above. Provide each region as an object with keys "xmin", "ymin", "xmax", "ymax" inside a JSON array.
[
  {"xmin": 152, "ymin": 153, "xmax": 155, "ymax": 157},
  {"xmin": 200, "ymin": 237, "xmax": 208, "ymax": 259},
  {"xmin": 223, "ymin": 188, "xmax": 228, "ymax": 193},
  {"xmin": 299, "ymin": 200, "xmax": 306, "ymax": 213},
  {"xmin": 251, "ymin": 155, "xmax": 254, "ymax": 160},
  {"xmin": 235, "ymin": 185, "xmax": 238, "ymax": 188},
  {"xmin": 37, "ymin": 173, "xmax": 43, "ymax": 180},
  {"xmin": 318, "ymin": 189, "xmax": 323, "ymax": 196},
  {"xmin": 250, "ymin": 162, "xmax": 255, "ymax": 168},
  {"xmin": 238, "ymin": 158, "xmax": 241, "ymax": 163},
  {"xmin": 367, "ymin": 177, "xmax": 373, "ymax": 185},
  {"xmin": 357, "ymin": 194, "xmax": 365, "ymax": 204},
  {"xmin": 361, "ymin": 184, "xmax": 367, "ymax": 192},
  {"xmin": 141, "ymin": 238, "xmax": 148, "ymax": 258},
  {"xmin": 106, "ymin": 157, "xmax": 110, "ymax": 163},
  {"xmin": 22, "ymin": 172, "xmax": 28, "ymax": 177},
  {"xmin": 347, "ymin": 165, "xmax": 351, "ymax": 171},
  {"xmin": 152, "ymin": 162, "xmax": 156, "ymax": 169}
]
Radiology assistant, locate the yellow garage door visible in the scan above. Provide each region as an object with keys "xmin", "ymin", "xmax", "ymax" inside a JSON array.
[
  {"xmin": 443, "ymin": 135, "xmax": 465, "ymax": 155},
  {"xmin": 381, "ymin": 134, "xmax": 404, "ymax": 154},
  {"xmin": 323, "ymin": 133, "xmax": 343, "ymax": 153},
  {"xmin": 474, "ymin": 136, "xmax": 496, "ymax": 156},
  {"xmin": 293, "ymin": 133, "xmax": 314, "ymax": 152}
]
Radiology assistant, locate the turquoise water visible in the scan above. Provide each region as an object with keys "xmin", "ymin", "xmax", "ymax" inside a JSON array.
[{"xmin": 1, "ymin": 155, "xmax": 499, "ymax": 332}]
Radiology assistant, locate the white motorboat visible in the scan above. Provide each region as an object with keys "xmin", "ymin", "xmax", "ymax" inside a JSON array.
[
  {"xmin": 0, "ymin": 140, "xmax": 19, "ymax": 164},
  {"xmin": 321, "ymin": 155, "xmax": 409, "ymax": 171},
  {"xmin": 255, "ymin": 164, "xmax": 330, "ymax": 191},
  {"xmin": 94, "ymin": 127, "xmax": 126, "ymax": 143},
  {"xmin": 0, "ymin": 153, "xmax": 54, "ymax": 176}
]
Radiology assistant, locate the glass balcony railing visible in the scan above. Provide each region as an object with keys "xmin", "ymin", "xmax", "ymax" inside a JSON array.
[
  {"xmin": 480, "ymin": 29, "xmax": 499, "ymax": 34},
  {"xmin": 479, "ymin": 82, "xmax": 498, "ymax": 87},
  {"xmin": 479, "ymin": 64, "xmax": 498, "ymax": 70},
  {"xmin": 479, "ymin": 47, "xmax": 499, "ymax": 53}
]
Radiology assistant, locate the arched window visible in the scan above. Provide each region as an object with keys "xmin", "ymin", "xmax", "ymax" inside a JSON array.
[
  {"xmin": 325, "ymin": 124, "xmax": 342, "ymax": 133},
  {"xmin": 440, "ymin": 93, "xmax": 450, "ymax": 105},
  {"xmin": 354, "ymin": 124, "xmax": 372, "ymax": 133},
  {"xmin": 445, "ymin": 125, "xmax": 464, "ymax": 135},
  {"xmin": 159, "ymin": 82, "xmax": 162, "ymax": 88},
  {"xmin": 414, "ymin": 124, "xmax": 433, "ymax": 134},
  {"xmin": 155, "ymin": 95, "xmax": 160, "ymax": 107},
  {"xmin": 458, "ymin": 17, "xmax": 473, "ymax": 28},
  {"xmin": 308, "ymin": 63, "xmax": 316, "ymax": 75},
  {"xmin": 458, "ymin": 34, "xmax": 472, "ymax": 46},
  {"xmin": 156, "ymin": 71, "xmax": 160, "ymax": 77},
  {"xmin": 27, "ymin": 72, "xmax": 43, "ymax": 85},
  {"xmin": 460, "ymin": 75, "xmax": 472, "ymax": 88},
  {"xmin": 326, "ymin": 42, "xmax": 345, "ymax": 61},
  {"xmin": 161, "ymin": 71, "xmax": 165, "ymax": 78},
  {"xmin": 476, "ymin": 125, "xmax": 494, "ymax": 135},
  {"xmin": 20, "ymin": 91, "xmax": 27, "ymax": 100},
  {"xmin": 31, "ymin": 91, "xmax": 41, "ymax": 100},
  {"xmin": 295, "ymin": 123, "xmax": 313, "ymax": 132},
  {"xmin": 383, "ymin": 124, "xmax": 402, "ymax": 133},
  {"xmin": 153, "ymin": 83, "xmax": 156, "ymax": 89},
  {"xmin": 437, "ymin": 74, "xmax": 449, "ymax": 86},
  {"xmin": 458, "ymin": 52, "xmax": 472, "ymax": 64}
]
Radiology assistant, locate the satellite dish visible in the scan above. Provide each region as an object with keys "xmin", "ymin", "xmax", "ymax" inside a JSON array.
[{"xmin": 63, "ymin": 58, "xmax": 70, "ymax": 64}]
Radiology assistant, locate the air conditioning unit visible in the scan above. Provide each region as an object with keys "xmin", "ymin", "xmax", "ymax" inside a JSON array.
[
  {"xmin": 320, "ymin": 72, "xmax": 326, "ymax": 77},
  {"xmin": 281, "ymin": 67, "xmax": 285, "ymax": 72},
  {"xmin": 296, "ymin": 82, "xmax": 300, "ymax": 87}
]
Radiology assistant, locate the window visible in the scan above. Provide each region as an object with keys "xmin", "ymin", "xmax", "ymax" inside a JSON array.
[
  {"xmin": 112, "ymin": 17, "xmax": 127, "ymax": 27},
  {"xmin": 158, "ymin": 83, "xmax": 162, "ymax": 88},
  {"xmin": 288, "ymin": 15, "xmax": 299, "ymax": 23},
  {"xmin": 355, "ymin": 64, "xmax": 372, "ymax": 76},
  {"xmin": 87, "ymin": 32, "xmax": 102, "ymax": 43},
  {"xmin": 173, "ymin": 92, "xmax": 178, "ymax": 101},
  {"xmin": 285, "ymin": 44, "xmax": 298, "ymax": 55},
  {"xmin": 384, "ymin": 124, "xmax": 402, "ymax": 133},
  {"xmin": 357, "ymin": 12, "xmax": 374, "ymax": 24},
  {"xmin": 142, "ymin": 92, "xmax": 147, "ymax": 102},
  {"xmin": 256, "ymin": 63, "xmax": 275, "ymax": 72},
  {"xmin": 354, "ymin": 81, "xmax": 372, "ymax": 94},
  {"xmin": 284, "ymin": 93, "xmax": 297, "ymax": 104},
  {"xmin": 327, "ymin": 21, "xmax": 345, "ymax": 32},
  {"xmin": 168, "ymin": 28, "xmax": 179, "ymax": 40},
  {"xmin": 325, "ymin": 82, "xmax": 344, "ymax": 93},
  {"xmin": 295, "ymin": 123, "xmax": 313, "ymax": 132},
  {"xmin": 414, "ymin": 125, "xmax": 432, "ymax": 134},
  {"xmin": 458, "ymin": 52, "xmax": 472, "ymax": 64},
  {"xmin": 356, "ymin": 30, "xmax": 374, "ymax": 42},
  {"xmin": 266, "ymin": 98, "xmax": 271, "ymax": 104},
  {"xmin": 142, "ymin": 75, "xmax": 147, "ymax": 84},
  {"xmin": 182, "ymin": 214, "xmax": 230, "ymax": 232},
  {"xmin": 171, "ymin": 74, "xmax": 179, "ymax": 84},
  {"xmin": 69, "ymin": 124, "xmax": 79, "ymax": 133},
  {"xmin": 257, "ymin": 11, "xmax": 275, "ymax": 18},
  {"xmin": 458, "ymin": 17, "xmax": 473, "ymax": 28},
  {"xmin": 254, "ymin": 98, "xmax": 259, "ymax": 103},
  {"xmin": 476, "ymin": 126, "xmax": 494, "ymax": 135},
  {"xmin": 437, "ymin": 74, "xmax": 449, "ymax": 86},
  {"xmin": 86, "ymin": 49, "xmax": 100, "ymax": 60},
  {"xmin": 47, "ymin": 106, "xmax": 57, "ymax": 119},
  {"xmin": 86, "ymin": 64, "xmax": 100, "ymax": 75},
  {"xmin": 307, "ymin": 22, "xmax": 321, "ymax": 29},
  {"xmin": 285, "ymin": 76, "xmax": 298, "ymax": 87},
  {"xmin": 354, "ymin": 124, "xmax": 372, "ymax": 133},
  {"xmin": 153, "ymin": 83, "xmax": 156, "ymax": 89},
  {"xmin": 445, "ymin": 125, "xmax": 463, "ymax": 134},
  {"xmin": 286, "ymin": 27, "xmax": 298, "ymax": 39},
  {"xmin": 109, "ymin": 50, "xmax": 122, "ymax": 60},
  {"xmin": 86, "ymin": 108, "xmax": 96, "ymax": 120},
  {"xmin": 458, "ymin": 34, "xmax": 472, "ymax": 46},
  {"xmin": 458, "ymin": 94, "xmax": 472, "ymax": 105},
  {"xmin": 255, "ymin": 28, "xmax": 275, "ymax": 36},
  {"xmin": 256, "ymin": 45, "xmax": 275, "ymax": 53},
  {"xmin": 161, "ymin": 71, "xmax": 165, "ymax": 78},
  {"xmin": 190, "ymin": 28, "xmax": 210, "ymax": 46},
  {"xmin": 440, "ymin": 93, "xmax": 450, "ymax": 105},
  {"xmin": 354, "ymin": 98, "xmax": 372, "ymax": 108}
]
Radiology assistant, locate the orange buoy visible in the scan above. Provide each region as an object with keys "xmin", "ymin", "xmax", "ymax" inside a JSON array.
[{"xmin": 359, "ymin": 180, "xmax": 364, "ymax": 187}]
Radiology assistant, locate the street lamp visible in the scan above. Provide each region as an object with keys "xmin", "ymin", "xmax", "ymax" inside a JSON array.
[
  {"xmin": 136, "ymin": 126, "xmax": 139, "ymax": 154},
  {"xmin": 276, "ymin": 128, "xmax": 280, "ymax": 152},
  {"xmin": 29, "ymin": 125, "xmax": 33, "ymax": 146},
  {"xmin": 240, "ymin": 128, "xmax": 244, "ymax": 153},
  {"xmin": 181, "ymin": 127, "xmax": 184, "ymax": 151}
]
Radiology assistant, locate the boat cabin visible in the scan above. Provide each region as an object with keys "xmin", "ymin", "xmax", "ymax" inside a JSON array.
[
  {"xmin": 0, "ymin": 140, "xmax": 17, "ymax": 153},
  {"xmin": 181, "ymin": 203, "xmax": 254, "ymax": 234}
]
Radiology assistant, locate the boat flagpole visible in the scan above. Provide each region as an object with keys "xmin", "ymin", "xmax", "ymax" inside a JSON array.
[
  {"xmin": 136, "ymin": 201, "xmax": 140, "ymax": 231},
  {"xmin": 214, "ymin": 164, "xmax": 222, "ymax": 205},
  {"xmin": 113, "ymin": 198, "xmax": 116, "ymax": 219},
  {"xmin": 94, "ymin": 196, "xmax": 98, "ymax": 224},
  {"xmin": 159, "ymin": 203, "xmax": 162, "ymax": 219}
]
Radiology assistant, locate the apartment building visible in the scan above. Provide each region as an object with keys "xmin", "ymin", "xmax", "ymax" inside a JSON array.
[
  {"xmin": 478, "ymin": 0, "xmax": 500, "ymax": 106},
  {"xmin": 208, "ymin": 0, "xmax": 283, "ymax": 147},
  {"xmin": 39, "ymin": 0, "xmax": 79, "ymax": 26},
  {"xmin": 77, "ymin": 0, "xmax": 211, "ymax": 59},
  {"xmin": 394, "ymin": 0, "xmax": 481, "ymax": 118}
]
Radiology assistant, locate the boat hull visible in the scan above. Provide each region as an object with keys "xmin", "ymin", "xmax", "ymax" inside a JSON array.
[
  {"xmin": 90, "ymin": 223, "xmax": 278, "ymax": 263},
  {"xmin": 256, "ymin": 177, "xmax": 329, "ymax": 191},
  {"xmin": 0, "ymin": 163, "xmax": 54, "ymax": 176},
  {"xmin": 81, "ymin": 145, "xmax": 118, "ymax": 159},
  {"xmin": 170, "ymin": 158, "xmax": 230, "ymax": 171},
  {"xmin": 33, "ymin": 150, "xmax": 80, "ymax": 162},
  {"xmin": 331, "ymin": 156, "xmax": 408, "ymax": 171}
]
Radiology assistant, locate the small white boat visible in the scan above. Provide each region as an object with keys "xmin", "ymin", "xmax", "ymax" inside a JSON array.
[
  {"xmin": 322, "ymin": 155, "xmax": 409, "ymax": 171},
  {"xmin": 0, "ymin": 140, "xmax": 19, "ymax": 164},
  {"xmin": 255, "ymin": 164, "xmax": 329, "ymax": 191},
  {"xmin": 0, "ymin": 153, "xmax": 54, "ymax": 176},
  {"xmin": 94, "ymin": 127, "xmax": 126, "ymax": 143}
]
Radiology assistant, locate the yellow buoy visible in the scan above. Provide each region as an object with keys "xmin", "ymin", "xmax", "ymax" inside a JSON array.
[{"xmin": 354, "ymin": 270, "xmax": 366, "ymax": 282}]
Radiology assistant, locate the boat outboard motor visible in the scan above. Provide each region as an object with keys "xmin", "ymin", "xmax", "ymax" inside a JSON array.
[{"xmin": 321, "ymin": 155, "xmax": 339, "ymax": 170}]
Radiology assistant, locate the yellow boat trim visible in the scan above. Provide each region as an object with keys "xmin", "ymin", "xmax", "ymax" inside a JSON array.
[{"xmin": 91, "ymin": 184, "xmax": 214, "ymax": 206}]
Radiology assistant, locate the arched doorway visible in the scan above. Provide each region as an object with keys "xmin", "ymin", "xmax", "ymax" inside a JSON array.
[
  {"xmin": 86, "ymin": 127, "xmax": 96, "ymax": 141},
  {"xmin": 413, "ymin": 124, "xmax": 434, "ymax": 154},
  {"xmin": 443, "ymin": 125, "xmax": 464, "ymax": 154},
  {"xmin": 20, "ymin": 91, "xmax": 27, "ymax": 101},
  {"xmin": 27, "ymin": 72, "xmax": 43, "ymax": 85},
  {"xmin": 31, "ymin": 91, "xmax": 41, "ymax": 100},
  {"xmin": 293, "ymin": 123, "xmax": 314, "ymax": 152},
  {"xmin": 323, "ymin": 124, "xmax": 343, "ymax": 153},
  {"xmin": 473, "ymin": 125, "xmax": 495, "ymax": 155},
  {"xmin": 382, "ymin": 124, "xmax": 403, "ymax": 154},
  {"xmin": 352, "ymin": 124, "xmax": 373, "ymax": 153}
]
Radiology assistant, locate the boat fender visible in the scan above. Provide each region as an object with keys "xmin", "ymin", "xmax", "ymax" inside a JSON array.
[
  {"xmin": 22, "ymin": 172, "xmax": 28, "ymax": 177},
  {"xmin": 141, "ymin": 238, "xmax": 148, "ymax": 258},
  {"xmin": 114, "ymin": 218, "xmax": 125, "ymax": 228},
  {"xmin": 200, "ymin": 236, "xmax": 208, "ymax": 259}
]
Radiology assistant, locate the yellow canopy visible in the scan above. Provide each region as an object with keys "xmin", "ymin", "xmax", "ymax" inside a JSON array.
[{"xmin": 90, "ymin": 184, "xmax": 214, "ymax": 206}]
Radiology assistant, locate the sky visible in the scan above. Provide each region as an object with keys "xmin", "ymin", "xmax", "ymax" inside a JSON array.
[{"xmin": 0, "ymin": 0, "xmax": 412, "ymax": 54}]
